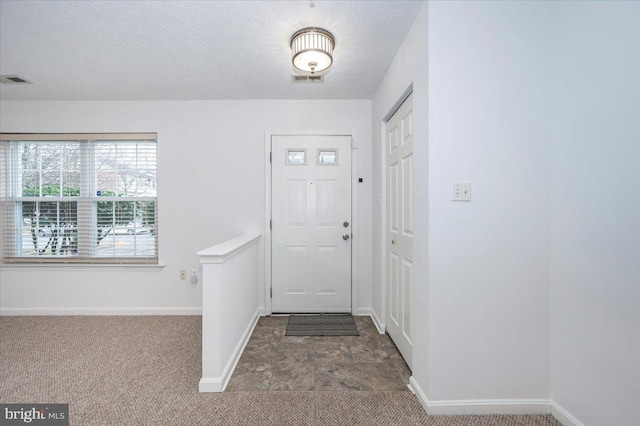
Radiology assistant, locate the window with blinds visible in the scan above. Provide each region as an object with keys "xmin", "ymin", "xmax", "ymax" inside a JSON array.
[{"xmin": 0, "ymin": 133, "xmax": 158, "ymax": 264}]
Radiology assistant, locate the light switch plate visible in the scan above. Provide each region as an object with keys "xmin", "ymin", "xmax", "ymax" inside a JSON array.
[{"xmin": 452, "ymin": 182, "xmax": 472, "ymax": 201}]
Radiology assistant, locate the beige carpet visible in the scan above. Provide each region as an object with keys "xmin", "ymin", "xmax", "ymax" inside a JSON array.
[{"xmin": 0, "ymin": 316, "xmax": 560, "ymax": 425}]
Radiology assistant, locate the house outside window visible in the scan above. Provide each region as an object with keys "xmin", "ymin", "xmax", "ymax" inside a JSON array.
[{"xmin": 0, "ymin": 133, "xmax": 158, "ymax": 264}]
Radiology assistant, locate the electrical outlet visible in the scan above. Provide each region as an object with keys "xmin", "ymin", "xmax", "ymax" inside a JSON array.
[
  {"xmin": 191, "ymin": 269, "xmax": 198, "ymax": 284},
  {"xmin": 179, "ymin": 269, "xmax": 186, "ymax": 280},
  {"xmin": 452, "ymin": 182, "xmax": 472, "ymax": 201}
]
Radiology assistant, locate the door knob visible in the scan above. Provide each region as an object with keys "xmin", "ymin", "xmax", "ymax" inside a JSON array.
[{"xmin": 343, "ymin": 234, "xmax": 350, "ymax": 241}]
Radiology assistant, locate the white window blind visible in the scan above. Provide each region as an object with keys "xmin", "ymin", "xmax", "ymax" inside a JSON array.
[{"xmin": 0, "ymin": 133, "xmax": 158, "ymax": 264}]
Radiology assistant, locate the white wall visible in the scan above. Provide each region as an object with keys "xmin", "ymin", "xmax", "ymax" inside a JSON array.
[
  {"xmin": 199, "ymin": 234, "xmax": 261, "ymax": 392},
  {"xmin": 548, "ymin": 2, "xmax": 640, "ymax": 425},
  {"xmin": 0, "ymin": 100, "xmax": 372, "ymax": 314},
  {"xmin": 408, "ymin": 0, "xmax": 639, "ymax": 422},
  {"xmin": 371, "ymin": 0, "xmax": 429, "ymax": 399},
  {"xmin": 373, "ymin": 0, "xmax": 553, "ymax": 408},
  {"xmin": 426, "ymin": 0, "xmax": 552, "ymax": 404}
]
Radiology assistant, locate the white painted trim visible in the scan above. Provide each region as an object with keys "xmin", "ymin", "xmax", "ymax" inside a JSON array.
[
  {"xmin": 370, "ymin": 309, "xmax": 386, "ymax": 334},
  {"xmin": 350, "ymin": 134, "xmax": 360, "ymax": 316},
  {"xmin": 551, "ymin": 401, "xmax": 584, "ymax": 426},
  {"xmin": 408, "ymin": 376, "xmax": 429, "ymax": 413},
  {"xmin": 264, "ymin": 132, "xmax": 273, "ymax": 315},
  {"xmin": 199, "ymin": 308, "xmax": 260, "ymax": 392},
  {"xmin": 409, "ymin": 377, "xmax": 551, "ymax": 416},
  {"xmin": 379, "ymin": 120, "xmax": 388, "ymax": 326},
  {"xmin": 0, "ymin": 263, "xmax": 165, "ymax": 271},
  {"xmin": 0, "ymin": 307, "xmax": 201, "ymax": 316},
  {"xmin": 426, "ymin": 399, "xmax": 551, "ymax": 416},
  {"xmin": 197, "ymin": 377, "xmax": 224, "ymax": 393},
  {"xmin": 197, "ymin": 234, "xmax": 261, "ymax": 264},
  {"xmin": 264, "ymin": 131, "xmax": 360, "ymax": 316},
  {"xmin": 358, "ymin": 308, "xmax": 386, "ymax": 333}
]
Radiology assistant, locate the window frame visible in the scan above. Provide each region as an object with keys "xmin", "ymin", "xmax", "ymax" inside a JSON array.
[{"xmin": 0, "ymin": 133, "xmax": 158, "ymax": 265}]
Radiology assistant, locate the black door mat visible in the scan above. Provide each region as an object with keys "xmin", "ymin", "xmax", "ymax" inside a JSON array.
[{"xmin": 285, "ymin": 314, "xmax": 359, "ymax": 336}]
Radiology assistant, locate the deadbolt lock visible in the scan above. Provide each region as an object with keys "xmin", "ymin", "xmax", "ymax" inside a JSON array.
[{"xmin": 343, "ymin": 221, "xmax": 349, "ymax": 228}]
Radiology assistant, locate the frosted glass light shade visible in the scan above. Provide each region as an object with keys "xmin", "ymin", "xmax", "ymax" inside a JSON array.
[{"xmin": 290, "ymin": 28, "xmax": 335, "ymax": 74}]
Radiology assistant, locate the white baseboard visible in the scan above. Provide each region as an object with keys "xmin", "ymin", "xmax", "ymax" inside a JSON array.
[
  {"xmin": 409, "ymin": 377, "xmax": 551, "ymax": 416},
  {"xmin": 408, "ymin": 376, "xmax": 427, "ymax": 410},
  {"xmin": 551, "ymin": 401, "xmax": 584, "ymax": 426},
  {"xmin": 357, "ymin": 307, "xmax": 372, "ymax": 317},
  {"xmin": 199, "ymin": 308, "xmax": 260, "ymax": 393},
  {"xmin": 357, "ymin": 308, "xmax": 385, "ymax": 334},
  {"xmin": 0, "ymin": 307, "xmax": 202, "ymax": 316},
  {"xmin": 198, "ymin": 377, "xmax": 224, "ymax": 392}
]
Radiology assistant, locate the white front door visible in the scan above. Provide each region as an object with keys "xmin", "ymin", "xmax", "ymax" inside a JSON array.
[
  {"xmin": 387, "ymin": 94, "xmax": 414, "ymax": 369},
  {"xmin": 271, "ymin": 135, "xmax": 352, "ymax": 313}
]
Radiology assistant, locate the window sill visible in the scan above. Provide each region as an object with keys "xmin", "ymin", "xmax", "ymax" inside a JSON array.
[{"xmin": 0, "ymin": 263, "xmax": 166, "ymax": 271}]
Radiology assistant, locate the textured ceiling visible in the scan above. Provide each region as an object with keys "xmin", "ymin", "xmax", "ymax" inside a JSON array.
[{"xmin": 0, "ymin": 0, "xmax": 423, "ymax": 101}]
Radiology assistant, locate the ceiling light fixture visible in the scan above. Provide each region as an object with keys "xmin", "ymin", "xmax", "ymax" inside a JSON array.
[{"xmin": 290, "ymin": 27, "xmax": 335, "ymax": 75}]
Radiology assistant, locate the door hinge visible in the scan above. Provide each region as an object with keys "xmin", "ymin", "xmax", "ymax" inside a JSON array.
[
  {"xmin": 270, "ymin": 286, "xmax": 272, "ymax": 298},
  {"xmin": 270, "ymin": 152, "xmax": 272, "ymax": 163},
  {"xmin": 270, "ymin": 219, "xmax": 272, "ymax": 231}
]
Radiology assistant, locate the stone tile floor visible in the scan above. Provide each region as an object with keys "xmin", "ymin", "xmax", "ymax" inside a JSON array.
[{"xmin": 226, "ymin": 315, "xmax": 412, "ymax": 391}]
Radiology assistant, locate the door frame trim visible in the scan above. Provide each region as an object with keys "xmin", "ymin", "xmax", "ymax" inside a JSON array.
[{"xmin": 264, "ymin": 131, "xmax": 359, "ymax": 315}]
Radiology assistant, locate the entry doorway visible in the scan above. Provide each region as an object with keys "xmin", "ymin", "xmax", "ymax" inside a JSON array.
[{"xmin": 270, "ymin": 135, "xmax": 353, "ymax": 313}]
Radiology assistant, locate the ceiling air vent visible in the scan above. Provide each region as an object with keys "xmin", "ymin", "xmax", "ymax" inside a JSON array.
[
  {"xmin": 291, "ymin": 75, "xmax": 324, "ymax": 84},
  {"xmin": 0, "ymin": 75, "xmax": 32, "ymax": 84}
]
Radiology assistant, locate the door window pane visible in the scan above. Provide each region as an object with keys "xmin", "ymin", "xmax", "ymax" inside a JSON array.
[
  {"xmin": 286, "ymin": 149, "xmax": 306, "ymax": 166},
  {"xmin": 317, "ymin": 149, "xmax": 338, "ymax": 165}
]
